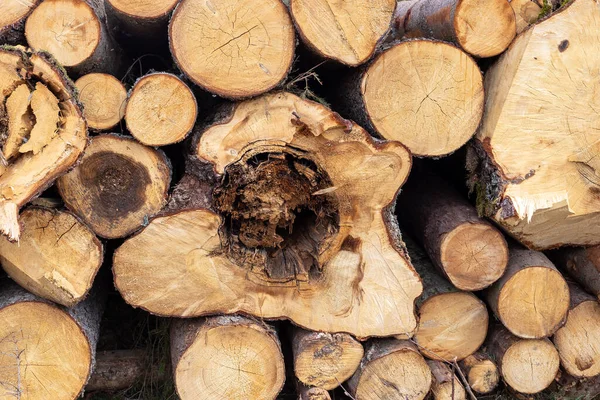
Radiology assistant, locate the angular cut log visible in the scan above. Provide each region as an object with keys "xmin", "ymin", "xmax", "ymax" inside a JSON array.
[
  {"xmin": 170, "ymin": 316, "xmax": 285, "ymax": 400},
  {"xmin": 105, "ymin": 0, "xmax": 178, "ymax": 49},
  {"xmin": 289, "ymin": 0, "xmax": 395, "ymax": 66},
  {"xmin": 0, "ymin": 0, "xmax": 41, "ymax": 45},
  {"xmin": 346, "ymin": 339, "xmax": 432, "ymax": 400},
  {"xmin": 291, "ymin": 327, "xmax": 363, "ymax": 390},
  {"xmin": 488, "ymin": 324, "xmax": 560, "ymax": 394},
  {"xmin": 485, "ymin": 246, "xmax": 569, "ymax": 339},
  {"xmin": 548, "ymin": 245, "xmax": 600, "ymax": 299},
  {"xmin": 57, "ymin": 134, "xmax": 171, "ymax": 239},
  {"xmin": 509, "ymin": 0, "xmax": 542, "ymax": 33},
  {"xmin": 398, "ymin": 168, "xmax": 508, "ymax": 290},
  {"xmin": 0, "ymin": 206, "xmax": 102, "ymax": 307},
  {"xmin": 113, "ymin": 92, "xmax": 423, "ymax": 338},
  {"xmin": 0, "ymin": 280, "xmax": 103, "ymax": 399},
  {"xmin": 25, "ymin": 0, "xmax": 123, "ymax": 76},
  {"xmin": 553, "ymin": 281, "xmax": 600, "ymax": 378},
  {"xmin": 466, "ymin": 0, "xmax": 600, "ymax": 249},
  {"xmin": 427, "ymin": 360, "xmax": 466, "ymax": 400},
  {"xmin": 297, "ymin": 382, "xmax": 330, "ymax": 400},
  {"xmin": 458, "ymin": 352, "xmax": 500, "ymax": 394},
  {"xmin": 169, "ymin": 0, "xmax": 295, "ymax": 99},
  {"xmin": 0, "ymin": 47, "xmax": 87, "ymax": 241},
  {"xmin": 75, "ymin": 73, "xmax": 127, "ymax": 131},
  {"xmin": 125, "ymin": 73, "xmax": 197, "ymax": 146},
  {"xmin": 406, "ymin": 237, "xmax": 488, "ymax": 361},
  {"xmin": 336, "ymin": 40, "xmax": 483, "ymax": 157},
  {"xmin": 392, "ymin": 0, "xmax": 516, "ymax": 57}
]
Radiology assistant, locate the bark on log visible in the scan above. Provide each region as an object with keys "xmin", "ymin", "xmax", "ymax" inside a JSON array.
[
  {"xmin": 0, "ymin": 279, "xmax": 103, "ymax": 399},
  {"xmin": 509, "ymin": 0, "xmax": 542, "ymax": 33},
  {"xmin": 57, "ymin": 134, "xmax": 171, "ymax": 239},
  {"xmin": 391, "ymin": 0, "xmax": 516, "ymax": 58},
  {"xmin": 553, "ymin": 281, "xmax": 600, "ymax": 378},
  {"xmin": 427, "ymin": 360, "xmax": 466, "ymax": 400},
  {"xmin": 485, "ymin": 245, "xmax": 569, "ymax": 339},
  {"xmin": 0, "ymin": 206, "xmax": 102, "ymax": 307},
  {"xmin": 0, "ymin": 0, "xmax": 41, "ymax": 45},
  {"xmin": 334, "ymin": 39, "xmax": 483, "ymax": 157},
  {"xmin": 458, "ymin": 352, "xmax": 500, "ymax": 394},
  {"xmin": 169, "ymin": 0, "xmax": 295, "ymax": 99},
  {"xmin": 291, "ymin": 327, "xmax": 363, "ymax": 390},
  {"xmin": 0, "ymin": 47, "xmax": 87, "ymax": 241},
  {"xmin": 406, "ymin": 236, "xmax": 488, "ymax": 361},
  {"xmin": 398, "ymin": 168, "xmax": 508, "ymax": 291},
  {"xmin": 75, "ymin": 73, "xmax": 127, "ymax": 131},
  {"xmin": 170, "ymin": 315, "xmax": 286, "ymax": 400},
  {"xmin": 548, "ymin": 245, "xmax": 600, "ymax": 300},
  {"xmin": 24, "ymin": 0, "xmax": 124, "ymax": 77},
  {"xmin": 487, "ymin": 323, "xmax": 560, "ymax": 394},
  {"xmin": 124, "ymin": 72, "xmax": 197, "ymax": 146},
  {"xmin": 105, "ymin": 0, "xmax": 178, "ymax": 53},
  {"xmin": 297, "ymin": 382, "xmax": 331, "ymax": 400},
  {"xmin": 554, "ymin": 372, "xmax": 600, "ymax": 400},
  {"xmin": 113, "ymin": 91, "xmax": 423, "ymax": 338},
  {"xmin": 466, "ymin": 0, "xmax": 600, "ymax": 250},
  {"xmin": 346, "ymin": 339, "xmax": 432, "ymax": 400},
  {"xmin": 288, "ymin": 0, "xmax": 395, "ymax": 66}
]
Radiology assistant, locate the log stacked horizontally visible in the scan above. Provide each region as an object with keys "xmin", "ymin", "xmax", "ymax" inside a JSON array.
[{"xmin": 1, "ymin": 0, "xmax": 599, "ymax": 399}]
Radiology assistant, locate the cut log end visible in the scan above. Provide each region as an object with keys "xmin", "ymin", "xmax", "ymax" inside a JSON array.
[
  {"xmin": 297, "ymin": 384, "xmax": 331, "ymax": 400},
  {"xmin": 25, "ymin": 0, "xmax": 101, "ymax": 68},
  {"xmin": 0, "ymin": 48, "xmax": 87, "ymax": 241},
  {"xmin": 290, "ymin": 0, "xmax": 395, "ymax": 65},
  {"xmin": 459, "ymin": 353, "xmax": 500, "ymax": 394},
  {"xmin": 75, "ymin": 73, "xmax": 127, "ymax": 131},
  {"xmin": 108, "ymin": 0, "xmax": 180, "ymax": 19},
  {"xmin": 510, "ymin": 0, "xmax": 542, "ymax": 33},
  {"xmin": 171, "ymin": 316, "xmax": 285, "ymax": 400},
  {"xmin": 114, "ymin": 92, "xmax": 422, "ymax": 338},
  {"xmin": 125, "ymin": 73, "xmax": 197, "ymax": 146},
  {"xmin": 428, "ymin": 360, "xmax": 466, "ymax": 400},
  {"xmin": 453, "ymin": 0, "xmax": 517, "ymax": 57},
  {"xmin": 440, "ymin": 221, "xmax": 508, "ymax": 290},
  {"xmin": 292, "ymin": 328, "xmax": 364, "ymax": 390},
  {"xmin": 503, "ymin": 338, "xmax": 560, "ymax": 394},
  {"xmin": 0, "ymin": 0, "xmax": 40, "ymax": 45},
  {"xmin": 347, "ymin": 340, "xmax": 432, "ymax": 400},
  {"xmin": 497, "ymin": 266, "xmax": 569, "ymax": 339},
  {"xmin": 362, "ymin": 40, "xmax": 483, "ymax": 157},
  {"xmin": 169, "ymin": 0, "xmax": 295, "ymax": 99},
  {"xmin": 415, "ymin": 292, "xmax": 488, "ymax": 361},
  {"xmin": 57, "ymin": 134, "xmax": 171, "ymax": 239},
  {"xmin": 0, "ymin": 207, "xmax": 103, "ymax": 307}
]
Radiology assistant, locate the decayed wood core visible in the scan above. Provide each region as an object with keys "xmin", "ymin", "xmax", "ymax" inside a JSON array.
[
  {"xmin": 362, "ymin": 40, "xmax": 483, "ymax": 157},
  {"xmin": 125, "ymin": 73, "xmax": 197, "ymax": 146},
  {"xmin": 290, "ymin": 0, "xmax": 395, "ymax": 65},
  {"xmin": 0, "ymin": 207, "xmax": 103, "ymax": 307},
  {"xmin": 0, "ymin": 48, "xmax": 87, "ymax": 241},
  {"xmin": 114, "ymin": 92, "xmax": 422, "ymax": 338},
  {"xmin": 107, "ymin": 0, "xmax": 179, "ymax": 19},
  {"xmin": 75, "ymin": 73, "xmax": 127, "ymax": 131},
  {"xmin": 25, "ymin": 0, "xmax": 101, "ymax": 68},
  {"xmin": 169, "ymin": 0, "xmax": 295, "ymax": 99}
]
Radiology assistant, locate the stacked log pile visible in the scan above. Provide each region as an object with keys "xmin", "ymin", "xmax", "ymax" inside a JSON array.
[{"xmin": 0, "ymin": 0, "xmax": 598, "ymax": 399}]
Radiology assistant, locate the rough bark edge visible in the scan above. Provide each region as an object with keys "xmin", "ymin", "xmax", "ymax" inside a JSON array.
[{"xmin": 0, "ymin": 1, "xmax": 42, "ymax": 46}]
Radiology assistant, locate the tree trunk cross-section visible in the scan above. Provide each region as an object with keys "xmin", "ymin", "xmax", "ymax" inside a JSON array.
[
  {"xmin": 75, "ymin": 73, "xmax": 127, "ymax": 131},
  {"xmin": 114, "ymin": 91, "xmax": 423, "ymax": 338},
  {"xmin": 0, "ymin": 47, "xmax": 87, "ymax": 241},
  {"xmin": 467, "ymin": 0, "xmax": 600, "ymax": 250},
  {"xmin": 458, "ymin": 352, "xmax": 500, "ymax": 394},
  {"xmin": 289, "ymin": 0, "xmax": 396, "ymax": 66},
  {"xmin": 169, "ymin": 0, "xmax": 295, "ymax": 99},
  {"xmin": 0, "ymin": 0, "xmax": 41, "ymax": 45},
  {"xmin": 170, "ymin": 316, "xmax": 285, "ymax": 400}
]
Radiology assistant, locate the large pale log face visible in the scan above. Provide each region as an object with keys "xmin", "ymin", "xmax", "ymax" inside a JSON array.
[{"xmin": 214, "ymin": 148, "xmax": 339, "ymax": 283}]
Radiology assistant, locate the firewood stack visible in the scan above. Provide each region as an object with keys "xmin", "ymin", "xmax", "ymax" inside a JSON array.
[{"xmin": 0, "ymin": 0, "xmax": 598, "ymax": 399}]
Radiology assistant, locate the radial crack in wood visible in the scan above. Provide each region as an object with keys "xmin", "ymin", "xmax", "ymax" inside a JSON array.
[
  {"xmin": 169, "ymin": 0, "xmax": 295, "ymax": 99},
  {"xmin": 289, "ymin": 0, "xmax": 396, "ymax": 66},
  {"xmin": 467, "ymin": 0, "xmax": 600, "ymax": 249},
  {"xmin": 113, "ymin": 91, "xmax": 423, "ymax": 338},
  {"xmin": 57, "ymin": 134, "xmax": 171, "ymax": 239},
  {"xmin": 0, "ymin": 47, "xmax": 87, "ymax": 241}
]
